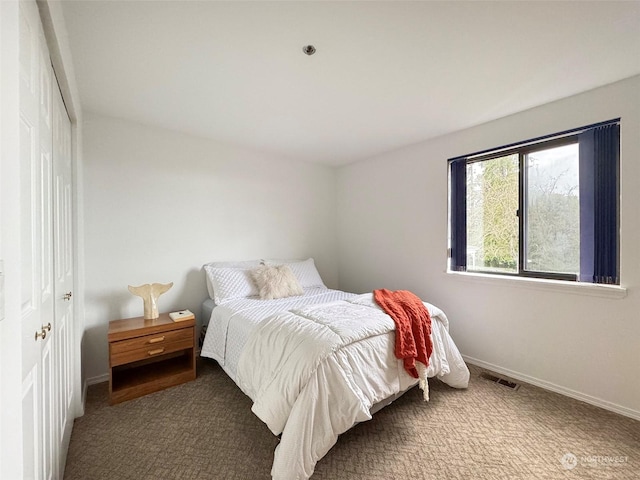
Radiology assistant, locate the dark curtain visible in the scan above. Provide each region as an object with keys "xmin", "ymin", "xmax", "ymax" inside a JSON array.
[
  {"xmin": 578, "ymin": 124, "xmax": 620, "ymax": 284},
  {"xmin": 450, "ymin": 160, "xmax": 467, "ymax": 271}
]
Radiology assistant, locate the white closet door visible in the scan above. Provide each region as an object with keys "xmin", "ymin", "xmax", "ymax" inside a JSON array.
[
  {"xmin": 53, "ymin": 76, "xmax": 75, "ymax": 469},
  {"xmin": 19, "ymin": 1, "xmax": 57, "ymax": 478}
]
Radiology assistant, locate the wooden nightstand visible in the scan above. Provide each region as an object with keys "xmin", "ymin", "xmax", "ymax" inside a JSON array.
[{"xmin": 108, "ymin": 313, "xmax": 196, "ymax": 405}]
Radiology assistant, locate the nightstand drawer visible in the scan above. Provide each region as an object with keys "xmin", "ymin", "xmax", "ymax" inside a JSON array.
[
  {"xmin": 110, "ymin": 327, "xmax": 194, "ymax": 367},
  {"xmin": 111, "ymin": 327, "xmax": 192, "ymax": 355}
]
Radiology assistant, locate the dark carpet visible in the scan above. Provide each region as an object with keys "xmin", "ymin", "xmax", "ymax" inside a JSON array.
[{"xmin": 64, "ymin": 359, "xmax": 640, "ymax": 479}]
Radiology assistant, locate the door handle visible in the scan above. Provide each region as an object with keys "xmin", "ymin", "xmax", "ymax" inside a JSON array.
[
  {"xmin": 63, "ymin": 292, "xmax": 72, "ymax": 301},
  {"xmin": 35, "ymin": 328, "xmax": 47, "ymax": 341},
  {"xmin": 43, "ymin": 322, "xmax": 52, "ymax": 332}
]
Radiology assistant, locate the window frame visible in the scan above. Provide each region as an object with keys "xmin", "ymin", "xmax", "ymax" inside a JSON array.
[
  {"xmin": 448, "ymin": 119, "xmax": 620, "ymax": 285},
  {"xmin": 520, "ymin": 135, "xmax": 580, "ymax": 281}
]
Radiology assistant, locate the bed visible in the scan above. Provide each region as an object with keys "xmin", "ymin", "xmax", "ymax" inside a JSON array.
[{"xmin": 200, "ymin": 258, "xmax": 470, "ymax": 480}]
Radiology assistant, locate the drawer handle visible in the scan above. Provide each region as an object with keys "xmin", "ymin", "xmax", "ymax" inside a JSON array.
[
  {"xmin": 148, "ymin": 348, "xmax": 165, "ymax": 356},
  {"xmin": 148, "ymin": 336, "xmax": 165, "ymax": 344}
]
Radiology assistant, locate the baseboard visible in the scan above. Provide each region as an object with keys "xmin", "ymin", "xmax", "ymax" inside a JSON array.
[
  {"xmin": 79, "ymin": 375, "xmax": 106, "ymax": 417},
  {"xmin": 86, "ymin": 373, "xmax": 109, "ymax": 386},
  {"xmin": 463, "ymin": 355, "xmax": 640, "ymax": 422},
  {"xmin": 81, "ymin": 380, "xmax": 87, "ymax": 414}
]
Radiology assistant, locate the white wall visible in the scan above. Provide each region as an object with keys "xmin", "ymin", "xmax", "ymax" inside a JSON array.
[
  {"xmin": 337, "ymin": 76, "xmax": 640, "ymax": 419},
  {"xmin": 82, "ymin": 114, "xmax": 339, "ymax": 380}
]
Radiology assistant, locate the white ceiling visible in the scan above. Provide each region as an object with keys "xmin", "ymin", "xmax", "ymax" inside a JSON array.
[{"xmin": 60, "ymin": 0, "xmax": 640, "ymax": 165}]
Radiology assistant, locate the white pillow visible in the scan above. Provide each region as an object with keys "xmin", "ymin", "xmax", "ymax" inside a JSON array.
[
  {"xmin": 250, "ymin": 264, "xmax": 304, "ymax": 300},
  {"xmin": 284, "ymin": 258, "xmax": 326, "ymax": 289},
  {"xmin": 203, "ymin": 263, "xmax": 260, "ymax": 304}
]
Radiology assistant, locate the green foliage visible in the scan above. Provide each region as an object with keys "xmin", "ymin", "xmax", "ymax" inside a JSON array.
[
  {"xmin": 526, "ymin": 189, "xmax": 579, "ymax": 274},
  {"xmin": 467, "ymin": 155, "xmax": 518, "ymax": 271},
  {"xmin": 467, "ymin": 152, "xmax": 579, "ymax": 275}
]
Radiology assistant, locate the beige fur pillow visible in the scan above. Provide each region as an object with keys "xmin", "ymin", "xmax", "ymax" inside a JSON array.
[{"xmin": 251, "ymin": 264, "xmax": 304, "ymax": 300}]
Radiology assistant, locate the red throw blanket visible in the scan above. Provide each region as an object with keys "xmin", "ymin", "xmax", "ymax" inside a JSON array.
[{"xmin": 373, "ymin": 289, "xmax": 433, "ymax": 380}]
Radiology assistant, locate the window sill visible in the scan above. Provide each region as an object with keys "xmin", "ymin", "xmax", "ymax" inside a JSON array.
[{"xmin": 446, "ymin": 271, "xmax": 627, "ymax": 299}]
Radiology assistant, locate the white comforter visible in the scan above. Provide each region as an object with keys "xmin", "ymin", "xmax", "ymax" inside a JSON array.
[{"xmin": 236, "ymin": 293, "xmax": 469, "ymax": 480}]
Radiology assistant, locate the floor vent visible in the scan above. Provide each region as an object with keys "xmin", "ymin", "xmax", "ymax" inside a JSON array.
[{"xmin": 480, "ymin": 372, "xmax": 520, "ymax": 391}]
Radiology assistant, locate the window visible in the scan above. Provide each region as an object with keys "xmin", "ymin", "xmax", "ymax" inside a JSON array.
[{"xmin": 449, "ymin": 119, "xmax": 620, "ymax": 285}]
